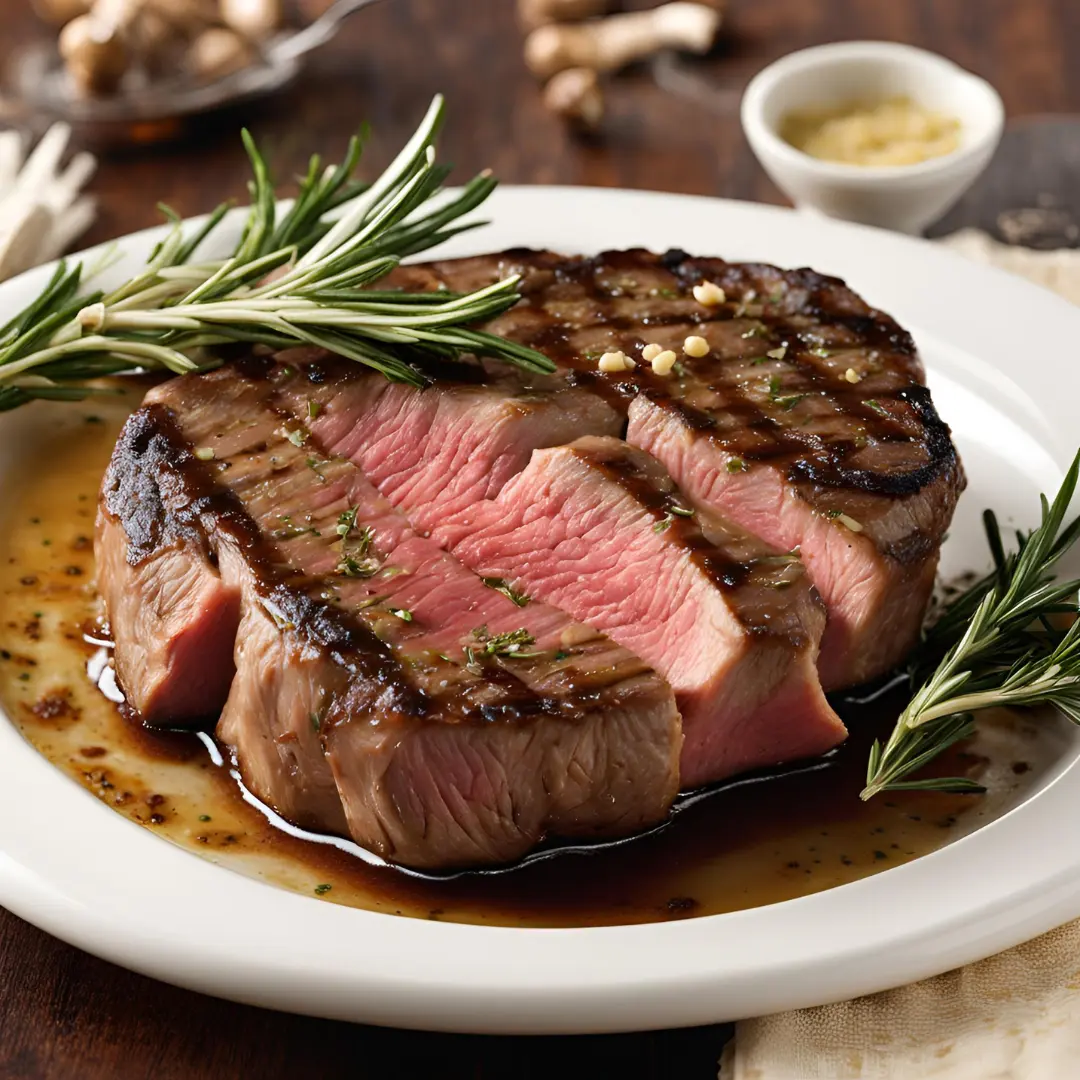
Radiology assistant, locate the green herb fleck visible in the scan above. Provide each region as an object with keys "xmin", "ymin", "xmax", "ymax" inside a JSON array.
[
  {"xmin": 776, "ymin": 393, "xmax": 809, "ymax": 411},
  {"xmin": 310, "ymin": 711, "xmax": 322, "ymax": 732},
  {"xmin": 314, "ymin": 883, "xmax": 332, "ymax": 895},
  {"xmin": 388, "ymin": 608, "xmax": 413, "ymax": 622},
  {"xmin": 283, "ymin": 426, "xmax": 309, "ymax": 447},
  {"xmin": 554, "ymin": 650, "xmax": 570, "ymax": 661},
  {"xmin": 198, "ymin": 814, "xmax": 211, "ymax": 822},
  {"xmin": 482, "ymin": 577, "xmax": 531, "ymax": 606},
  {"xmin": 669, "ymin": 504, "xmax": 694, "ymax": 518},
  {"xmin": 866, "ymin": 399, "xmax": 888, "ymax": 415},
  {"xmin": 826, "ymin": 509, "xmax": 843, "ymax": 519},
  {"xmin": 471, "ymin": 625, "xmax": 537, "ymax": 658},
  {"xmin": 657, "ymin": 287, "xmax": 679, "ymax": 298},
  {"xmin": 307, "ymin": 400, "xmax": 321, "ymax": 420},
  {"xmin": 726, "ymin": 457, "xmax": 748, "ymax": 473},
  {"xmin": 335, "ymin": 519, "xmax": 380, "ymax": 578},
  {"xmin": 336, "ymin": 506, "xmax": 359, "ymax": 539},
  {"xmin": 654, "ymin": 514, "xmax": 674, "ymax": 533}
]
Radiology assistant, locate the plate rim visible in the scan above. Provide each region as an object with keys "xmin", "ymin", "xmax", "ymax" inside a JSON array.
[{"xmin": 1, "ymin": 185, "xmax": 1079, "ymax": 1034}]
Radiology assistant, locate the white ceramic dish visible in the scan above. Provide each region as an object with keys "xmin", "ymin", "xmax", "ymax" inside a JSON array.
[
  {"xmin": 741, "ymin": 42, "xmax": 1005, "ymax": 234},
  {"xmin": 1, "ymin": 186, "xmax": 1079, "ymax": 1035}
]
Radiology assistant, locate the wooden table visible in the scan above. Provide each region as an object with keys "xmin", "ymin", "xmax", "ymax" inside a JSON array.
[{"xmin": 0, "ymin": 1, "xmax": 1077, "ymax": 1076}]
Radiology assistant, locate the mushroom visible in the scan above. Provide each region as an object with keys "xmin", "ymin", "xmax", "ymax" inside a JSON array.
[
  {"xmin": 186, "ymin": 25, "xmax": 258, "ymax": 82},
  {"xmin": 58, "ymin": 14, "xmax": 129, "ymax": 95},
  {"xmin": 524, "ymin": 1, "xmax": 722, "ymax": 79},
  {"xmin": 220, "ymin": 0, "xmax": 283, "ymax": 39},
  {"xmin": 30, "ymin": 0, "xmax": 91, "ymax": 26},
  {"xmin": 517, "ymin": 0, "xmax": 618, "ymax": 30},
  {"xmin": 542, "ymin": 67, "xmax": 604, "ymax": 132}
]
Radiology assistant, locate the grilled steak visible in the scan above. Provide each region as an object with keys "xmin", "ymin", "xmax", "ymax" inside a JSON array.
[
  {"xmin": 96, "ymin": 244, "xmax": 962, "ymax": 870},
  {"xmin": 442, "ymin": 435, "xmax": 846, "ymax": 787},
  {"xmin": 97, "ymin": 363, "xmax": 680, "ymax": 870},
  {"xmin": 297, "ymin": 248, "xmax": 963, "ymax": 689}
]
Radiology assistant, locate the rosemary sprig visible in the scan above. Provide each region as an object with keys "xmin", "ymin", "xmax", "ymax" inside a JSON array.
[
  {"xmin": 862, "ymin": 450, "xmax": 1080, "ymax": 799},
  {"xmin": 0, "ymin": 95, "xmax": 553, "ymax": 410}
]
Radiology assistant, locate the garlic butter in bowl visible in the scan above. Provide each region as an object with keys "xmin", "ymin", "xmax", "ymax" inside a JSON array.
[{"xmin": 741, "ymin": 42, "xmax": 1004, "ymax": 234}]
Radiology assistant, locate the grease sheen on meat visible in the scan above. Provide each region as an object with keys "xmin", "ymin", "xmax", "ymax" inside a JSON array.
[{"xmin": 95, "ymin": 246, "xmax": 962, "ymax": 871}]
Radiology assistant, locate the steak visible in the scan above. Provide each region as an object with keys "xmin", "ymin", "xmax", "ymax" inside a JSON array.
[
  {"xmin": 289, "ymin": 248, "xmax": 963, "ymax": 689},
  {"xmin": 96, "ymin": 244, "xmax": 962, "ymax": 870},
  {"xmin": 97, "ymin": 363, "xmax": 681, "ymax": 870},
  {"xmin": 441, "ymin": 435, "xmax": 846, "ymax": 787}
]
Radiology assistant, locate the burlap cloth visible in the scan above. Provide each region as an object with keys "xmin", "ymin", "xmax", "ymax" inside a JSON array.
[{"xmin": 719, "ymin": 229, "xmax": 1080, "ymax": 1080}]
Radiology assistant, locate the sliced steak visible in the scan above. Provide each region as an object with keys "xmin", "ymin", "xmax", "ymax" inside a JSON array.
[
  {"xmin": 284, "ymin": 248, "xmax": 962, "ymax": 689},
  {"xmin": 97, "ymin": 410, "xmax": 241, "ymax": 724},
  {"xmin": 98, "ymin": 363, "xmax": 681, "ymax": 870},
  {"xmin": 441, "ymin": 435, "xmax": 846, "ymax": 787}
]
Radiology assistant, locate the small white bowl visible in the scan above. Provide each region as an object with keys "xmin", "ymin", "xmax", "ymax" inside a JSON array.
[{"xmin": 740, "ymin": 41, "xmax": 1005, "ymax": 234}]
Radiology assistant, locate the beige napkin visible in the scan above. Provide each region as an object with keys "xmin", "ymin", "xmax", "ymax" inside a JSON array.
[{"xmin": 719, "ymin": 229, "xmax": 1080, "ymax": 1080}]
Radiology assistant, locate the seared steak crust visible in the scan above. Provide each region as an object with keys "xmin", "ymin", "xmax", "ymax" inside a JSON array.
[
  {"xmin": 97, "ymin": 369, "xmax": 682, "ymax": 869},
  {"xmin": 375, "ymin": 248, "xmax": 966, "ymax": 686}
]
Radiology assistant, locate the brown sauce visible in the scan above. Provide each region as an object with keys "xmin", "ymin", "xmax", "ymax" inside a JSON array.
[{"xmin": 0, "ymin": 394, "xmax": 1056, "ymax": 928}]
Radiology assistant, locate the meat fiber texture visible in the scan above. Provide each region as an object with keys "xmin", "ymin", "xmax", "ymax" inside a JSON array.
[
  {"xmin": 96, "ymin": 246, "xmax": 963, "ymax": 870},
  {"xmin": 97, "ymin": 367, "xmax": 680, "ymax": 870}
]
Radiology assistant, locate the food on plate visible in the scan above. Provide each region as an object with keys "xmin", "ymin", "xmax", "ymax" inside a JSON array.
[
  {"xmin": 98, "ymin": 368, "xmax": 683, "ymax": 870},
  {"xmin": 306, "ymin": 248, "xmax": 964, "ymax": 692},
  {"xmin": 93, "ymin": 236, "xmax": 963, "ymax": 868},
  {"xmin": 780, "ymin": 96, "xmax": 962, "ymax": 167},
  {"xmin": 3, "ymin": 95, "xmax": 1078, "ymax": 874}
]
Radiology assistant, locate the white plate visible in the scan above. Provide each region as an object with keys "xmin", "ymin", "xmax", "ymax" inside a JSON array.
[{"xmin": 1, "ymin": 187, "xmax": 1079, "ymax": 1035}]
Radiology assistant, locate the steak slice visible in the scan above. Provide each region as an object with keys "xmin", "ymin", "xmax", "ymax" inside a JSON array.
[
  {"xmin": 441, "ymin": 435, "xmax": 847, "ymax": 787},
  {"xmin": 98, "ymin": 363, "xmax": 681, "ymax": 870},
  {"xmin": 288, "ymin": 247, "xmax": 962, "ymax": 689},
  {"xmin": 97, "ymin": 410, "xmax": 241, "ymax": 724}
]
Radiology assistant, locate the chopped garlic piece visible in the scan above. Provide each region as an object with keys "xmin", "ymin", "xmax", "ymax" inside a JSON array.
[
  {"xmin": 598, "ymin": 350, "xmax": 631, "ymax": 372},
  {"xmin": 194, "ymin": 447, "xmax": 216, "ymax": 461},
  {"xmin": 642, "ymin": 342, "xmax": 663, "ymax": 362},
  {"xmin": 835, "ymin": 513, "xmax": 864, "ymax": 533},
  {"xmin": 683, "ymin": 335, "xmax": 709, "ymax": 358},
  {"xmin": 651, "ymin": 349, "xmax": 678, "ymax": 376},
  {"xmin": 844, "ymin": 367, "xmax": 862, "ymax": 383},
  {"xmin": 692, "ymin": 281, "xmax": 726, "ymax": 306},
  {"xmin": 766, "ymin": 345, "xmax": 787, "ymax": 360}
]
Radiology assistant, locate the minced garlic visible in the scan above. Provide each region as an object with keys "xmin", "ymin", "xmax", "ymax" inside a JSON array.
[
  {"xmin": 651, "ymin": 349, "xmax": 678, "ymax": 376},
  {"xmin": 781, "ymin": 96, "xmax": 960, "ymax": 167},
  {"xmin": 683, "ymin": 335, "xmax": 709, "ymax": 358},
  {"xmin": 598, "ymin": 350, "xmax": 632, "ymax": 372}
]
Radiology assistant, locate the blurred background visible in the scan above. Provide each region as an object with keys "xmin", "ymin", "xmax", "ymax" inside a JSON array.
[{"xmin": 1, "ymin": 0, "xmax": 1077, "ymax": 249}]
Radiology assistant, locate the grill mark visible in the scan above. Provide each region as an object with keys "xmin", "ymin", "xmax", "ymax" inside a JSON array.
[
  {"xmin": 104, "ymin": 406, "xmax": 425, "ymax": 719},
  {"xmin": 566, "ymin": 442, "xmax": 753, "ymax": 592},
  {"xmin": 210, "ymin": 367, "xmax": 661, "ymax": 715},
  {"xmin": 485, "ymin": 248, "xmax": 957, "ymax": 499}
]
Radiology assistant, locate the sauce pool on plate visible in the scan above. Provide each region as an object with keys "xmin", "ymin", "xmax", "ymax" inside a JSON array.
[{"xmin": 0, "ymin": 393, "xmax": 1051, "ymax": 928}]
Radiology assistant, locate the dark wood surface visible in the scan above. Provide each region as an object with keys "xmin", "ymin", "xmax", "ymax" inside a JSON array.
[{"xmin": 0, "ymin": 1, "xmax": 1079, "ymax": 1077}]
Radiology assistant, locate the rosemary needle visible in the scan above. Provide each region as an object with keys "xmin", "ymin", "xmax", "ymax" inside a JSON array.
[
  {"xmin": 862, "ymin": 450, "xmax": 1080, "ymax": 799},
  {"xmin": 0, "ymin": 95, "xmax": 553, "ymax": 411}
]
